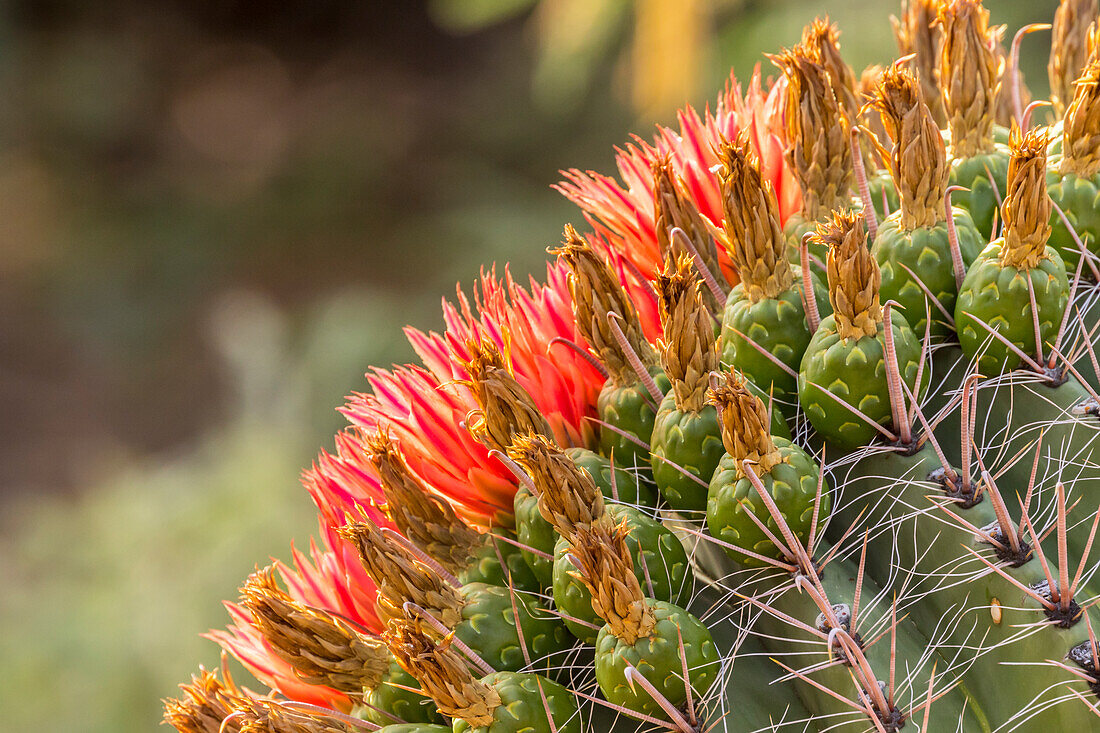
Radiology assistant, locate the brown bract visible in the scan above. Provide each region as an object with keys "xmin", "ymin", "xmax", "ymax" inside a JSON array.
[
  {"xmin": 506, "ymin": 432, "xmax": 604, "ymax": 537},
  {"xmin": 653, "ymin": 156, "xmax": 728, "ymax": 311},
  {"xmin": 892, "ymin": 0, "xmax": 945, "ymax": 126},
  {"xmin": 164, "ymin": 666, "xmax": 247, "ymax": 733},
  {"xmin": 816, "ymin": 210, "xmax": 882, "ymax": 341},
  {"xmin": 1061, "ymin": 53, "xmax": 1100, "ymax": 177},
  {"xmin": 938, "ymin": 0, "xmax": 1000, "ymax": 158},
  {"xmin": 569, "ymin": 520, "xmax": 656, "ymax": 644},
  {"xmin": 1002, "ymin": 127, "xmax": 1053, "ymax": 271},
  {"xmin": 384, "ymin": 616, "xmax": 501, "ymax": 728},
  {"xmin": 459, "ymin": 337, "xmax": 554, "ymax": 455},
  {"xmin": 1050, "ymin": 0, "xmax": 1099, "ymax": 118},
  {"xmin": 867, "ymin": 65, "xmax": 948, "ymax": 230},
  {"xmin": 705, "ymin": 369, "xmax": 782, "ymax": 478},
  {"xmin": 367, "ymin": 430, "xmax": 482, "ymax": 576},
  {"xmin": 656, "ymin": 254, "xmax": 718, "ymax": 413},
  {"xmin": 717, "ymin": 133, "xmax": 793, "ymax": 303},
  {"xmin": 550, "ymin": 226, "xmax": 660, "ymax": 386},
  {"xmin": 337, "ymin": 518, "xmax": 464, "ymax": 628},
  {"xmin": 772, "ymin": 44, "xmax": 853, "ymax": 221},
  {"xmin": 236, "ymin": 699, "xmax": 355, "ymax": 733}
]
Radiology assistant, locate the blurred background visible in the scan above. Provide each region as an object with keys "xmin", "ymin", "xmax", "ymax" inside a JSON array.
[{"xmin": 0, "ymin": 0, "xmax": 1060, "ymax": 730}]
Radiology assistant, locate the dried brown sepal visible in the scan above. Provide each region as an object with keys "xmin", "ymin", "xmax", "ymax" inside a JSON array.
[
  {"xmin": 365, "ymin": 430, "xmax": 482, "ymax": 574},
  {"xmin": 384, "ymin": 615, "xmax": 501, "ymax": 727},
  {"xmin": 705, "ymin": 369, "xmax": 782, "ymax": 478},
  {"xmin": 164, "ymin": 666, "xmax": 247, "ymax": 733},
  {"xmin": 717, "ymin": 132, "xmax": 793, "ymax": 303},
  {"xmin": 938, "ymin": 0, "xmax": 1000, "ymax": 158},
  {"xmin": 653, "ymin": 156, "xmax": 728, "ymax": 310},
  {"xmin": 1002, "ymin": 127, "xmax": 1053, "ymax": 270},
  {"xmin": 239, "ymin": 566, "xmax": 391, "ymax": 694},
  {"xmin": 337, "ymin": 518, "xmax": 464, "ymax": 628},
  {"xmin": 1050, "ymin": 0, "xmax": 1099, "ymax": 118},
  {"xmin": 236, "ymin": 699, "xmax": 355, "ymax": 733},
  {"xmin": 990, "ymin": 23, "xmax": 1027, "ymax": 127},
  {"xmin": 550, "ymin": 226, "xmax": 660, "ymax": 386},
  {"xmin": 866, "ymin": 65, "xmax": 948, "ymax": 229},
  {"xmin": 506, "ymin": 431, "xmax": 604, "ymax": 537},
  {"xmin": 656, "ymin": 254, "xmax": 719, "ymax": 412},
  {"xmin": 891, "ymin": 0, "xmax": 946, "ymax": 126},
  {"xmin": 815, "ymin": 210, "xmax": 882, "ymax": 340},
  {"xmin": 1061, "ymin": 53, "xmax": 1100, "ymax": 177},
  {"xmin": 459, "ymin": 337, "xmax": 554, "ymax": 454},
  {"xmin": 771, "ymin": 44, "xmax": 853, "ymax": 220},
  {"xmin": 569, "ymin": 520, "xmax": 656, "ymax": 644},
  {"xmin": 859, "ymin": 65, "xmax": 892, "ymax": 153}
]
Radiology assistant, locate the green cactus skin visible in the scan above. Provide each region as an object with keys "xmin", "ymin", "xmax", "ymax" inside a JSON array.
[
  {"xmin": 513, "ymin": 483, "xmax": 556, "ymax": 589},
  {"xmin": 649, "ymin": 395, "xmax": 723, "ymax": 512},
  {"xmin": 597, "ymin": 370, "xmax": 671, "ymax": 471},
  {"xmin": 552, "ymin": 504, "xmax": 692, "ymax": 643},
  {"xmin": 872, "ymin": 207, "xmax": 983, "ymax": 338},
  {"xmin": 706, "ymin": 437, "xmax": 826, "ymax": 567},
  {"xmin": 456, "ymin": 582, "xmax": 571, "ymax": 674},
  {"xmin": 564, "ymin": 446, "xmax": 658, "ymax": 508},
  {"xmin": 717, "ymin": 266, "xmax": 830, "ymax": 409},
  {"xmin": 868, "ymin": 169, "xmax": 899, "ymax": 222},
  {"xmin": 783, "ymin": 215, "xmax": 825, "ymax": 266},
  {"xmin": 798, "ymin": 308, "xmax": 926, "ymax": 448},
  {"xmin": 594, "ymin": 599, "xmax": 720, "ymax": 717},
  {"xmin": 1046, "ymin": 170, "xmax": 1100, "ymax": 274},
  {"xmin": 829, "ymin": 443, "xmax": 1098, "ymax": 731},
  {"xmin": 452, "ymin": 672, "xmax": 582, "ymax": 733},
  {"xmin": 955, "ymin": 241, "xmax": 1070, "ymax": 374},
  {"xmin": 747, "ymin": 544, "xmax": 991, "ymax": 732},
  {"xmin": 948, "ymin": 146, "xmax": 1010, "ymax": 241},
  {"xmin": 458, "ymin": 529, "xmax": 541, "ymax": 593},
  {"xmin": 361, "ymin": 661, "xmax": 445, "ymax": 726},
  {"xmin": 374, "ymin": 725, "xmax": 452, "ymax": 733}
]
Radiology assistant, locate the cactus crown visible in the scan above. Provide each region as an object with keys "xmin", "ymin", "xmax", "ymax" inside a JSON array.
[
  {"xmin": 337, "ymin": 518, "xmax": 464, "ymax": 627},
  {"xmin": 507, "ymin": 432, "xmax": 604, "ymax": 537},
  {"xmin": 868, "ymin": 64, "xmax": 948, "ymax": 229},
  {"xmin": 706, "ymin": 369, "xmax": 782, "ymax": 478},
  {"xmin": 772, "ymin": 43, "xmax": 853, "ymax": 220},
  {"xmin": 239, "ymin": 566, "xmax": 391, "ymax": 693},
  {"xmin": 1002, "ymin": 127, "xmax": 1054, "ymax": 270},
  {"xmin": 460, "ymin": 337, "xmax": 554, "ymax": 454},
  {"xmin": 550, "ymin": 225, "xmax": 659, "ymax": 386},
  {"xmin": 891, "ymin": 0, "xmax": 945, "ymax": 125},
  {"xmin": 817, "ymin": 209, "xmax": 882, "ymax": 340},
  {"xmin": 938, "ymin": 0, "xmax": 1000, "ymax": 158},
  {"xmin": 367, "ymin": 430, "xmax": 482, "ymax": 575},
  {"xmin": 569, "ymin": 520, "xmax": 656, "ymax": 644},
  {"xmin": 384, "ymin": 616, "xmax": 501, "ymax": 727},
  {"xmin": 1049, "ymin": 0, "xmax": 1099, "ymax": 117},
  {"xmin": 1061, "ymin": 47, "xmax": 1100, "ymax": 177},
  {"xmin": 656, "ymin": 254, "xmax": 718, "ymax": 413},
  {"xmin": 652, "ymin": 156, "xmax": 726, "ymax": 307},
  {"xmin": 717, "ymin": 132, "xmax": 793, "ymax": 302}
]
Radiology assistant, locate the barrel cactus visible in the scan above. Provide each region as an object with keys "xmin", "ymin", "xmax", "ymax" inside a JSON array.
[{"xmin": 166, "ymin": 2, "xmax": 1100, "ymax": 732}]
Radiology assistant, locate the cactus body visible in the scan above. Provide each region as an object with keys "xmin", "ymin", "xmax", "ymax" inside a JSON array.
[
  {"xmin": 457, "ymin": 582, "xmax": 571, "ymax": 673},
  {"xmin": 458, "ymin": 529, "xmax": 541, "ymax": 593},
  {"xmin": 1047, "ymin": 170, "xmax": 1100, "ymax": 272},
  {"xmin": 949, "ymin": 147, "xmax": 1010, "ymax": 240},
  {"xmin": 649, "ymin": 395, "xmax": 724, "ymax": 512},
  {"xmin": 565, "ymin": 446, "xmax": 658, "ymax": 508},
  {"xmin": 717, "ymin": 268, "xmax": 829, "ymax": 408},
  {"xmin": 955, "ymin": 241, "xmax": 1070, "ymax": 374},
  {"xmin": 593, "ymin": 599, "xmax": 720, "ymax": 716},
  {"xmin": 361, "ymin": 662, "xmax": 445, "ymax": 726},
  {"xmin": 597, "ymin": 370, "xmax": 671, "ymax": 470},
  {"xmin": 873, "ymin": 207, "xmax": 983, "ymax": 337},
  {"xmin": 799, "ymin": 309, "xmax": 926, "ymax": 447},
  {"xmin": 452, "ymin": 672, "xmax": 582, "ymax": 733}
]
